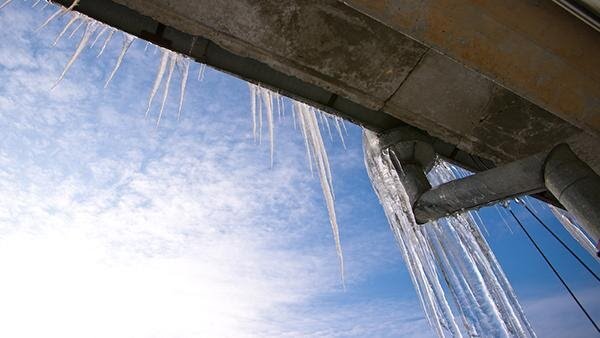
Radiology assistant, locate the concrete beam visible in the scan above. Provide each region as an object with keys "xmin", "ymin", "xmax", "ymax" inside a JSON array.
[
  {"xmin": 343, "ymin": 0, "xmax": 600, "ymax": 137},
  {"xmin": 54, "ymin": 0, "xmax": 600, "ymax": 175}
]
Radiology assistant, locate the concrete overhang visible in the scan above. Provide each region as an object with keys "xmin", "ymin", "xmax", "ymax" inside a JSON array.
[{"xmin": 51, "ymin": 0, "xmax": 600, "ymax": 181}]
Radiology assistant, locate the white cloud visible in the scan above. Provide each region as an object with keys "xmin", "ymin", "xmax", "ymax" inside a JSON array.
[{"xmin": 0, "ymin": 3, "xmax": 435, "ymax": 337}]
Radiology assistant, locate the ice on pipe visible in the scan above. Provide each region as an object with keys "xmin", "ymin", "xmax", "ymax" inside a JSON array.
[
  {"xmin": 550, "ymin": 205, "xmax": 599, "ymax": 260},
  {"xmin": 363, "ymin": 130, "xmax": 535, "ymax": 338}
]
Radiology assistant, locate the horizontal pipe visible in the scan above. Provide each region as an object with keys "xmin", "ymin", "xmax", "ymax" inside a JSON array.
[{"xmin": 413, "ymin": 152, "xmax": 548, "ymax": 223}]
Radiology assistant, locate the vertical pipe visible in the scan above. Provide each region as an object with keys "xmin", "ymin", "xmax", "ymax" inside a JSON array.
[{"xmin": 545, "ymin": 144, "xmax": 600, "ymax": 243}]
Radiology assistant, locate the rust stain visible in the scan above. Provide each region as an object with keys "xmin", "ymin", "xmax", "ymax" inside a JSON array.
[{"xmin": 346, "ymin": 0, "xmax": 600, "ymax": 134}]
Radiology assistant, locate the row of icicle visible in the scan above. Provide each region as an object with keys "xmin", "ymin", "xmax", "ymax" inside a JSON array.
[
  {"xmin": 4, "ymin": 0, "xmax": 200, "ymax": 126},
  {"xmin": 248, "ymin": 83, "xmax": 348, "ymax": 283},
  {"xmin": 2, "ymin": 0, "xmax": 350, "ymax": 282}
]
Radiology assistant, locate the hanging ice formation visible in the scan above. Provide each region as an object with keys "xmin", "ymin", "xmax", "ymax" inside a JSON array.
[
  {"xmin": 550, "ymin": 205, "xmax": 600, "ymax": 260},
  {"xmin": 248, "ymin": 84, "xmax": 347, "ymax": 283},
  {"xmin": 364, "ymin": 130, "xmax": 536, "ymax": 338},
  {"xmin": 24, "ymin": 0, "xmax": 196, "ymax": 124}
]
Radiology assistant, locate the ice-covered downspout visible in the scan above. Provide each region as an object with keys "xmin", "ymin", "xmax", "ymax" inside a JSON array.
[
  {"xmin": 412, "ymin": 141, "xmax": 600, "ymax": 258},
  {"xmin": 364, "ymin": 129, "xmax": 535, "ymax": 337}
]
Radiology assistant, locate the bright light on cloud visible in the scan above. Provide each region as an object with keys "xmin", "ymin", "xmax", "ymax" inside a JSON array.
[{"xmin": 0, "ymin": 2, "xmax": 434, "ymax": 337}]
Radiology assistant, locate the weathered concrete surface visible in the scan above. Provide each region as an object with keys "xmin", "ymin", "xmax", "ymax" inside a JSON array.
[
  {"xmin": 114, "ymin": 0, "xmax": 428, "ymax": 111},
  {"xmin": 385, "ymin": 50, "xmax": 581, "ymax": 163},
  {"xmin": 343, "ymin": 0, "xmax": 600, "ymax": 137},
  {"xmin": 107, "ymin": 0, "xmax": 600, "ymax": 172}
]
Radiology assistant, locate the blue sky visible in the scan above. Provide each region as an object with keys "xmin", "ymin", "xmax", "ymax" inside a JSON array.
[{"xmin": 0, "ymin": 2, "xmax": 598, "ymax": 337}]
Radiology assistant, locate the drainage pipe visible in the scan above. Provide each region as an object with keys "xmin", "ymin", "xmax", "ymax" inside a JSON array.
[
  {"xmin": 413, "ymin": 152, "xmax": 548, "ymax": 224},
  {"xmin": 413, "ymin": 143, "xmax": 600, "ymax": 244},
  {"xmin": 545, "ymin": 144, "xmax": 600, "ymax": 242}
]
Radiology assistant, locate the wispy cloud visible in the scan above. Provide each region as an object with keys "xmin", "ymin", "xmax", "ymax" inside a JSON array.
[{"xmin": 0, "ymin": 3, "xmax": 434, "ymax": 337}]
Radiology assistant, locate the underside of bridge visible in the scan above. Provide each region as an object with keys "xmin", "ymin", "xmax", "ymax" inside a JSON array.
[{"xmin": 54, "ymin": 0, "xmax": 600, "ymax": 199}]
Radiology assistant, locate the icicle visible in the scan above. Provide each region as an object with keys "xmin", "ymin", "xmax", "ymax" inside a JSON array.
[
  {"xmin": 177, "ymin": 57, "xmax": 190, "ymax": 120},
  {"xmin": 334, "ymin": 117, "xmax": 346, "ymax": 149},
  {"xmin": 259, "ymin": 89, "xmax": 275, "ymax": 167},
  {"xmin": 156, "ymin": 53, "xmax": 176, "ymax": 127},
  {"xmin": 258, "ymin": 86, "xmax": 263, "ymax": 144},
  {"xmin": 52, "ymin": 21, "xmax": 97, "ymax": 88},
  {"xmin": 292, "ymin": 103, "xmax": 297, "ymax": 130},
  {"xmin": 97, "ymin": 28, "xmax": 114, "ymax": 57},
  {"xmin": 321, "ymin": 112, "xmax": 333, "ymax": 141},
  {"xmin": 53, "ymin": 14, "xmax": 80, "ymax": 46},
  {"xmin": 104, "ymin": 33, "xmax": 135, "ymax": 88},
  {"xmin": 68, "ymin": 19, "xmax": 85, "ymax": 39},
  {"xmin": 276, "ymin": 92, "xmax": 282, "ymax": 120},
  {"xmin": 296, "ymin": 103, "xmax": 314, "ymax": 174},
  {"xmin": 298, "ymin": 103, "xmax": 344, "ymax": 285},
  {"xmin": 37, "ymin": 7, "xmax": 65, "ymax": 31},
  {"xmin": 90, "ymin": 25, "xmax": 108, "ymax": 49},
  {"xmin": 0, "ymin": 0, "xmax": 13, "ymax": 10},
  {"xmin": 145, "ymin": 49, "xmax": 169, "ymax": 118},
  {"xmin": 249, "ymin": 83, "xmax": 258, "ymax": 140},
  {"xmin": 279, "ymin": 95, "xmax": 285, "ymax": 117},
  {"xmin": 268, "ymin": 92, "xmax": 275, "ymax": 166},
  {"xmin": 197, "ymin": 63, "xmax": 206, "ymax": 81},
  {"xmin": 550, "ymin": 206, "xmax": 599, "ymax": 260},
  {"xmin": 364, "ymin": 131, "xmax": 536, "ymax": 337}
]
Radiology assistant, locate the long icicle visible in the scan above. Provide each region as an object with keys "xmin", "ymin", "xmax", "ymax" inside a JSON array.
[
  {"xmin": 52, "ymin": 13, "xmax": 80, "ymax": 46},
  {"xmin": 197, "ymin": 63, "xmax": 206, "ymax": 81},
  {"xmin": 334, "ymin": 117, "xmax": 347, "ymax": 149},
  {"xmin": 52, "ymin": 21, "xmax": 97, "ymax": 88},
  {"xmin": 68, "ymin": 18, "xmax": 84, "ymax": 39},
  {"xmin": 104, "ymin": 33, "xmax": 135, "ymax": 88},
  {"xmin": 97, "ymin": 28, "xmax": 115, "ymax": 57},
  {"xmin": 302, "ymin": 105, "xmax": 343, "ymax": 285},
  {"xmin": 156, "ymin": 53, "xmax": 176, "ymax": 127},
  {"xmin": 90, "ymin": 25, "xmax": 108, "ymax": 49},
  {"xmin": 249, "ymin": 84, "xmax": 258, "ymax": 140},
  {"xmin": 268, "ymin": 92, "xmax": 275, "ymax": 167},
  {"xmin": 37, "ymin": 7, "xmax": 65, "ymax": 31},
  {"xmin": 0, "ymin": 0, "xmax": 14, "ymax": 11},
  {"xmin": 177, "ymin": 57, "xmax": 190, "ymax": 120},
  {"xmin": 36, "ymin": 0, "xmax": 80, "ymax": 30},
  {"xmin": 145, "ymin": 49, "xmax": 169, "ymax": 118}
]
